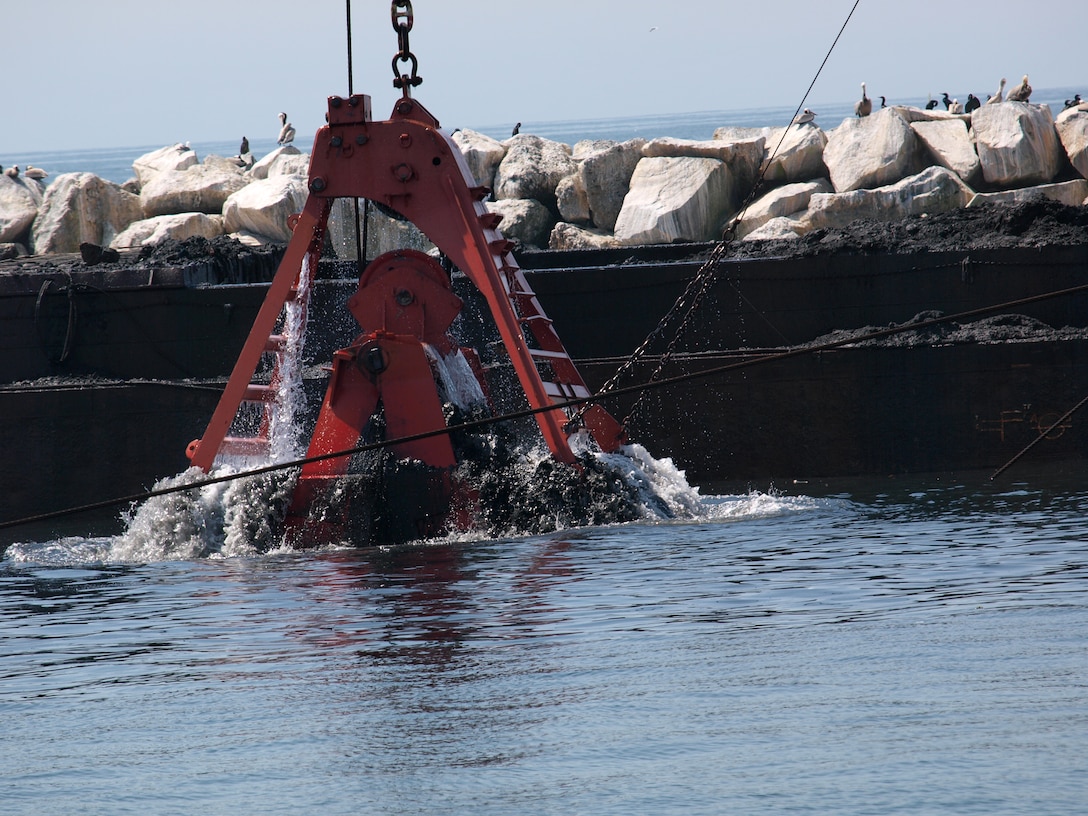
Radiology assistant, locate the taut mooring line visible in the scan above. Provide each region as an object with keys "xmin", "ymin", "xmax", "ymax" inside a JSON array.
[
  {"xmin": 990, "ymin": 393, "xmax": 1088, "ymax": 480},
  {"xmin": 3, "ymin": 281, "xmax": 1087, "ymax": 533}
]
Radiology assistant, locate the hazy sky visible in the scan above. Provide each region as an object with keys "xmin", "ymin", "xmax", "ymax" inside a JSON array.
[{"xmin": 4, "ymin": 0, "xmax": 1086, "ymax": 153}]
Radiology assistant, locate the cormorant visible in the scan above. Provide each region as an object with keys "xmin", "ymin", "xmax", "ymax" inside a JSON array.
[
  {"xmin": 964, "ymin": 94, "xmax": 981, "ymax": 113},
  {"xmin": 1065, "ymin": 94, "xmax": 1083, "ymax": 109},
  {"xmin": 942, "ymin": 92, "xmax": 952, "ymax": 110},
  {"xmin": 880, "ymin": 96, "xmax": 887, "ymax": 108},
  {"xmin": 925, "ymin": 96, "xmax": 939, "ymax": 110},
  {"xmin": 511, "ymin": 122, "xmax": 521, "ymax": 136},
  {"xmin": 240, "ymin": 136, "xmax": 250, "ymax": 155}
]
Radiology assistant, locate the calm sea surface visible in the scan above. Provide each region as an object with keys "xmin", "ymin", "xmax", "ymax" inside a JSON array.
[
  {"xmin": 1, "ymin": 87, "xmax": 1081, "ymax": 185},
  {"xmin": 3, "ymin": 95, "xmax": 1088, "ymax": 814}
]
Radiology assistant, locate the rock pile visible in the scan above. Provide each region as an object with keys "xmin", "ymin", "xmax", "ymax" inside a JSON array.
[{"xmin": 1, "ymin": 100, "xmax": 1087, "ymax": 259}]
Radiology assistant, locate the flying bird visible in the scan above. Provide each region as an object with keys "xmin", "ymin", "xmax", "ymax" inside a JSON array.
[
  {"xmin": 1006, "ymin": 75, "xmax": 1031, "ymax": 102},
  {"xmin": 24, "ymin": 165, "xmax": 48, "ymax": 180},
  {"xmin": 854, "ymin": 82, "xmax": 872, "ymax": 117},
  {"xmin": 964, "ymin": 94, "xmax": 981, "ymax": 113},
  {"xmin": 277, "ymin": 112, "xmax": 296, "ymax": 146},
  {"xmin": 792, "ymin": 109, "xmax": 817, "ymax": 126},
  {"xmin": 986, "ymin": 77, "xmax": 1006, "ymax": 105}
]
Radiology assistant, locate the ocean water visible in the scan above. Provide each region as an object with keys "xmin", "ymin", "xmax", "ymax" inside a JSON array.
[
  {"xmin": 1, "ymin": 86, "xmax": 1081, "ymax": 186},
  {"xmin": 3, "ymin": 464, "xmax": 1087, "ymax": 815},
  {"xmin": 3, "ymin": 95, "xmax": 1088, "ymax": 814}
]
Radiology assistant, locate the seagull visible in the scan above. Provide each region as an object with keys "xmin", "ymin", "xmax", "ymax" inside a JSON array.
[
  {"xmin": 3, "ymin": 165, "xmax": 19, "ymax": 179},
  {"xmin": 964, "ymin": 94, "xmax": 981, "ymax": 113},
  {"xmin": 24, "ymin": 165, "xmax": 48, "ymax": 180},
  {"xmin": 854, "ymin": 82, "xmax": 872, "ymax": 117},
  {"xmin": 1006, "ymin": 75, "xmax": 1031, "ymax": 102},
  {"xmin": 511, "ymin": 122, "xmax": 521, "ymax": 136},
  {"xmin": 942, "ymin": 92, "xmax": 952, "ymax": 110},
  {"xmin": 792, "ymin": 108, "xmax": 817, "ymax": 126},
  {"xmin": 277, "ymin": 112, "xmax": 296, "ymax": 145},
  {"xmin": 986, "ymin": 77, "xmax": 1006, "ymax": 105},
  {"xmin": 649, "ymin": 26, "xmax": 658, "ymax": 32},
  {"xmin": 1065, "ymin": 94, "xmax": 1083, "ymax": 109},
  {"xmin": 240, "ymin": 136, "xmax": 250, "ymax": 155}
]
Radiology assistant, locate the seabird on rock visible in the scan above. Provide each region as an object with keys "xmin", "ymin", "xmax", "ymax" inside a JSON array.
[
  {"xmin": 854, "ymin": 82, "xmax": 872, "ymax": 117},
  {"xmin": 986, "ymin": 77, "xmax": 1006, "ymax": 104},
  {"xmin": 792, "ymin": 108, "xmax": 817, "ymax": 126},
  {"xmin": 4, "ymin": 165, "xmax": 19, "ymax": 179},
  {"xmin": 941, "ymin": 92, "xmax": 952, "ymax": 110},
  {"xmin": 880, "ymin": 95, "xmax": 887, "ymax": 108},
  {"xmin": 949, "ymin": 98, "xmax": 964, "ymax": 114},
  {"xmin": 925, "ymin": 96, "xmax": 939, "ymax": 110},
  {"xmin": 964, "ymin": 93, "xmax": 981, "ymax": 113},
  {"xmin": 1065, "ymin": 94, "xmax": 1083, "ymax": 109},
  {"xmin": 24, "ymin": 165, "xmax": 48, "ymax": 180},
  {"xmin": 1006, "ymin": 75, "xmax": 1031, "ymax": 102},
  {"xmin": 240, "ymin": 136, "xmax": 250, "ymax": 155},
  {"xmin": 511, "ymin": 122, "xmax": 521, "ymax": 136},
  {"xmin": 277, "ymin": 112, "xmax": 296, "ymax": 145},
  {"xmin": 174, "ymin": 141, "xmax": 191, "ymax": 151}
]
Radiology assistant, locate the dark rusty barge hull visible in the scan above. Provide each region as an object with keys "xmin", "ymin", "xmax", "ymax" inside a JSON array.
[{"xmin": 1, "ymin": 241, "xmax": 1086, "ymax": 529}]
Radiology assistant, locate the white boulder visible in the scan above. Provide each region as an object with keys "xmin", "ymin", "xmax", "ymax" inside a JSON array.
[
  {"xmin": 803, "ymin": 166, "xmax": 973, "ymax": 231},
  {"xmin": 548, "ymin": 222, "xmax": 621, "ymax": 251},
  {"xmin": 31, "ymin": 172, "xmax": 143, "ymax": 254},
  {"xmin": 613, "ymin": 156, "xmax": 730, "ymax": 245},
  {"xmin": 325, "ymin": 198, "xmax": 435, "ymax": 259},
  {"xmin": 741, "ymin": 215, "xmax": 807, "ymax": 241},
  {"xmin": 222, "ymin": 175, "xmax": 308, "ymax": 243},
  {"xmin": 451, "ymin": 129, "xmax": 506, "ymax": 189},
  {"xmin": 731, "ymin": 179, "xmax": 833, "ymax": 239},
  {"xmin": 493, "ymin": 135, "xmax": 576, "ymax": 211},
  {"xmin": 971, "ymin": 102, "xmax": 1063, "ymax": 187},
  {"xmin": 0, "ymin": 176, "xmax": 42, "ymax": 242},
  {"xmin": 110, "ymin": 212, "xmax": 225, "ymax": 248},
  {"xmin": 643, "ymin": 136, "xmax": 764, "ymax": 208},
  {"xmin": 1054, "ymin": 108, "xmax": 1088, "ymax": 179},
  {"xmin": 484, "ymin": 198, "xmax": 554, "ymax": 248},
  {"xmin": 141, "ymin": 164, "xmax": 249, "ymax": 217},
  {"xmin": 715, "ymin": 124, "xmax": 828, "ymax": 185},
  {"xmin": 132, "ymin": 145, "xmax": 199, "ymax": 188},
  {"xmin": 250, "ymin": 145, "xmax": 302, "ymax": 181},
  {"xmin": 823, "ymin": 108, "xmax": 920, "ymax": 192},
  {"xmin": 967, "ymin": 179, "xmax": 1088, "ymax": 208},
  {"xmin": 910, "ymin": 118, "xmax": 981, "ymax": 183},
  {"xmin": 577, "ymin": 138, "xmax": 645, "ymax": 231},
  {"xmin": 556, "ymin": 173, "xmax": 591, "ymax": 224}
]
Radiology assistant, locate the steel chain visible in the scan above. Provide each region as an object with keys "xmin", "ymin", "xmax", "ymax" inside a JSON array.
[{"xmin": 390, "ymin": 1, "xmax": 422, "ymax": 89}]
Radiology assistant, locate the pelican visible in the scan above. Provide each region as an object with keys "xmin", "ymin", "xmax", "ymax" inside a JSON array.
[
  {"xmin": 511, "ymin": 122, "xmax": 521, "ymax": 136},
  {"xmin": 3, "ymin": 165, "xmax": 19, "ymax": 179},
  {"xmin": 949, "ymin": 98, "xmax": 964, "ymax": 114},
  {"xmin": 24, "ymin": 165, "xmax": 48, "ymax": 180},
  {"xmin": 1006, "ymin": 75, "xmax": 1031, "ymax": 102},
  {"xmin": 854, "ymin": 82, "xmax": 872, "ymax": 117},
  {"xmin": 964, "ymin": 94, "xmax": 981, "ymax": 113},
  {"xmin": 986, "ymin": 77, "xmax": 1006, "ymax": 105},
  {"xmin": 792, "ymin": 108, "xmax": 817, "ymax": 126},
  {"xmin": 277, "ymin": 112, "xmax": 295, "ymax": 146}
]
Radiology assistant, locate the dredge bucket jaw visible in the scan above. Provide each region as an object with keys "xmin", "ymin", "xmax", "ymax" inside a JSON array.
[{"xmin": 186, "ymin": 93, "xmax": 625, "ymax": 546}]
